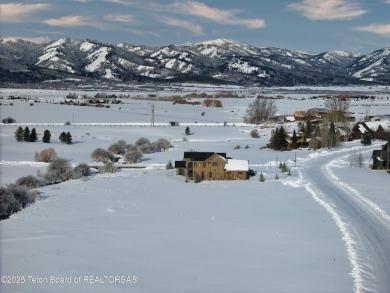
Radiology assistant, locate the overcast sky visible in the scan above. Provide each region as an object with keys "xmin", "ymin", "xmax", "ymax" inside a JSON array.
[{"xmin": 1, "ymin": 0, "xmax": 390, "ymax": 53}]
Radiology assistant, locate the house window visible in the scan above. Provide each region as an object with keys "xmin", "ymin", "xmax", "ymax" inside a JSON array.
[
  {"xmin": 179, "ymin": 168, "xmax": 184, "ymax": 175},
  {"xmin": 238, "ymin": 172, "xmax": 243, "ymax": 174},
  {"xmin": 212, "ymin": 162, "xmax": 218, "ymax": 167},
  {"xmin": 209, "ymin": 172, "xmax": 212, "ymax": 177},
  {"xmin": 203, "ymin": 162, "xmax": 206, "ymax": 168}
]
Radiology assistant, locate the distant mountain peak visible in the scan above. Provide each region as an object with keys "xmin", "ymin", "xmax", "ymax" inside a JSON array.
[{"xmin": 1, "ymin": 37, "xmax": 389, "ymax": 85}]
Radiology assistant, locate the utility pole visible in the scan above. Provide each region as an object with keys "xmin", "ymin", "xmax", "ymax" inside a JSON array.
[
  {"xmin": 151, "ymin": 103, "xmax": 155, "ymax": 127},
  {"xmin": 387, "ymin": 141, "xmax": 390, "ymax": 170}
]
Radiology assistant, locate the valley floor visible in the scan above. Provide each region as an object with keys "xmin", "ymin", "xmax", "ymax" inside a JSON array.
[{"xmin": 1, "ymin": 87, "xmax": 389, "ymax": 293}]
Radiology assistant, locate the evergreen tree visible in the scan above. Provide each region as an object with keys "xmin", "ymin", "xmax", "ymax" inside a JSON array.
[
  {"xmin": 300, "ymin": 123, "xmax": 306, "ymax": 134},
  {"xmin": 278, "ymin": 161, "xmax": 283, "ymax": 169},
  {"xmin": 66, "ymin": 132, "xmax": 72, "ymax": 144},
  {"xmin": 306, "ymin": 120, "xmax": 313, "ymax": 138},
  {"xmin": 59, "ymin": 132, "xmax": 67, "ymax": 143},
  {"xmin": 14, "ymin": 126, "xmax": 24, "ymax": 142},
  {"xmin": 291, "ymin": 129, "xmax": 298, "ymax": 148},
  {"xmin": 23, "ymin": 127, "xmax": 30, "ymax": 142},
  {"xmin": 282, "ymin": 162, "xmax": 288, "ymax": 172},
  {"xmin": 42, "ymin": 130, "xmax": 51, "ymax": 143},
  {"xmin": 166, "ymin": 160, "xmax": 174, "ymax": 170},
  {"xmin": 275, "ymin": 173, "xmax": 279, "ymax": 180},
  {"xmin": 185, "ymin": 126, "xmax": 191, "ymax": 135},
  {"xmin": 272, "ymin": 128, "xmax": 280, "ymax": 150},
  {"xmin": 278, "ymin": 126, "xmax": 288, "ymax": 150},
  {"xmin": 29, "ymin": 128, "xmax": 38, "ymax": 142},
  {"xmin": 361, "ymin": 131, "xmax": 372, "ymax": 145},
  {"xmin": 259, "ymin": 172, "xmax": 265, "ymax": 182},
  {"xmin": 194, "ymin": 172, "xmax": 201, "ymax": 183}
]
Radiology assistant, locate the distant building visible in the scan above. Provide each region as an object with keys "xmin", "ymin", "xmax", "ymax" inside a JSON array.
[
  {"xmin": 175, "ymin": 152, "xmax": 249, "ymax": 180},
  {"xmin": 350, "ymin": 122, "xmax": 390, "ymax": 140},
  {"xmin": 371, "ymin": 143, "xmax": 390, "ymax": 170}
]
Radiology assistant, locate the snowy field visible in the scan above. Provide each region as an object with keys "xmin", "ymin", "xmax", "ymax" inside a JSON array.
[{"xmin": 1, "ymin": 86, "xmax": 390, "ymax": 293}]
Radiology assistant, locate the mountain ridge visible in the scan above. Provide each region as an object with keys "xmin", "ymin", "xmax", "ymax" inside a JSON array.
[{"xmin": 1, "ymin": 37, "xmax": 389, "ymax": 86}]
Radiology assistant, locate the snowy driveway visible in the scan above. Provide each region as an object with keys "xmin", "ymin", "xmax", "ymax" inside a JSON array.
[{"xmin": 301, "ymin": 149, "xmax": 390, "ymax": 293}]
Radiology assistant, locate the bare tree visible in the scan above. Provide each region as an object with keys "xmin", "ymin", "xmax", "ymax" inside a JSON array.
[
  {"xmin": 350, "ymin": 148, "xmax": 365, "ymax": 168},
  {"xmin": 324, "ymin": 96, "xmax": 350, "ymax": 123},
  {"xmin": 34, "ymin": 147, "xmax": 58, "ymax": 162},
  {"xmin": 244, "ymin": 98, "xmax": 277, "ymax": 124}
]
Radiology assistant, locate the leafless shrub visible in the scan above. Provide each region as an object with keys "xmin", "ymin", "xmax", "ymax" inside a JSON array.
[
  {"xmin": 124, "ymin": 150, "xmax": 143, "ymax": 164},
  {"xmin": 41, "ymin": 170, "xmax": 62, "ymax": 184},
  {"xmin": 135, "ymin": 137, "xmax": 151, "ymax": 146},
  {"xmin": 41, "ymin": 158, "xmax": 72, "ymax": 183},
  {"xmin": 98, "ymin": 162, "xmax": 118, "ymax": 173},
  {"xmin": 152, "ymin": 138, "xmax": 172, "ymax": 152},
  {"xmin": 71, "ymin": 163, "xmax": 91, "ymax": 179},
  {"xmin": 250, "ymin": 129, "xmax": 260, "ymax": 138},
  {"xmin": 0, "ymin": 187, "xmax": 22, "ymax": 217},
  {"xmin": 108, "ymin": 141, "xmax": 126, "ymax": 155},
  {"xmin": 34, "ymin": 147, "xmax": 58, "ymax": 163},
  {"xmin": 91, "ymin": 148, "xmax": 114, "ymax": 163},
  {"xmin": 15, "ymin": 175, "xmax": 41, "ymax": 189},
  {"xmin": 6, "ymin": 184, "xmax": 37, "ymax": 207},
  {"xmin": 138, "ymin": 143, "xmax": 153, "ymax": 154},
  {"xmin": 126, "ymin": 144, "xmax": 138, "ymax": 152},
  {"xmin": 48, "ymin": 158, "xmax": 71, "ymax": 174}
]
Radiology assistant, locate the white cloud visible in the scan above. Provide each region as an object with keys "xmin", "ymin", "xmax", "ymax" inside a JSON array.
[
  {"xmin": 2, "ymin": 36, "xmax": 50, "ymax": 44},
  {"xmin": 288, "ymin": 0, "xmax": 366, "ymax": 20},
  {"xmin": 0, "ymin": 3, "xmax": 49, "ymax": 23},
  {"xmin": 44, "ymin": 15, "xmax": 91, "ymax": 27},
  {"xmin": 355, "ymin": 23, "xmax": 390, "ymax": 37},
  {"xmin": 160, "ymin": 17, "xmax": 204, "ymax": 36},
  {"xmin": 44, "ymin": 15, "xmax": 114, "ymax": 31},
  {"xmin": 104, "ymin": 14, "xmax": 137, "ymax": 24},
  {"xmin": 170, "ymin": 1, "xmax": 265, "ymax": 28},
  {"xmin": 105, "ymin": 0, "xmax": 265, "ymax": 29}
]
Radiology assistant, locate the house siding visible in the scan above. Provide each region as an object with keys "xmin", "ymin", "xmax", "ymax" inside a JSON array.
[{"xmin": 175, "ymin": 152, "xmax": 249, "ymax": 181}]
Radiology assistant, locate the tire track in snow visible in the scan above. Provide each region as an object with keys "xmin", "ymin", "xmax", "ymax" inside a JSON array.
[
  {"xmin": 283, "ymin": 171, "xmax": 366, "ymax": 293},
  {"xmin": 298, "ymin": 150, "xmax": 390, "ymax": 293},
  {"xmin": 325, "ymin": 157, "xmax": 390, "ymax": 223}
]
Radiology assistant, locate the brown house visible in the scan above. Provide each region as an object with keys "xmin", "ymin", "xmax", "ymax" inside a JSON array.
[
  {"xmin": 350, "ymin": 122, "xmax": 390, "ymax": 141},
  {"xmin": 175, "ymin": 152, "xmax": 249, "ymax": 180},
  {"xmin": 307, "ymin": 137, "xmax": 322, "ymax": 149}
]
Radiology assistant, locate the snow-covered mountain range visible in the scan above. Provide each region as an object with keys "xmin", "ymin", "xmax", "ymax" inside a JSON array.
[{"xmin": 1, "ymin": 37, "xmax": 389, "ymax": 85}]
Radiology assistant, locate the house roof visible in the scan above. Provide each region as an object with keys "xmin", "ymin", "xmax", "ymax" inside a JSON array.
[
  {"xmin": 362, "ymin": 122, "xmax": 390, "ymax": 132},
  {"xmin": 285, "ymin": 116, "xmax": 295, "ymax": 122},
  {"xmin": 224, "ymin": 159, "xmax": 249, "ymax": 172},
  {"xmin": 184, "ymin": 152, "xmax": 226, "ymax": 161}
]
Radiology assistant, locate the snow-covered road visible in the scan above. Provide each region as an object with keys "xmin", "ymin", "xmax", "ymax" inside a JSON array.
[{"xmin": 301, "ymin": 149, "xmax": 390, "ymax": 293}]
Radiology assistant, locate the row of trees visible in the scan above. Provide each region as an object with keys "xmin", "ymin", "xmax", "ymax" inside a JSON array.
[
  {"xmin": 14, "ymin": 127, "xmax": 72, "ymax": 144},
  {"xmin": 91, "ymin": 137, "xmax": 172, "ymax": 165},
  {"xmin": 14, "ymin": 126, "xmax": 38, "ymax": 142},
  {"xmin": 1, "ymin": 157, "xmax": 91, "ymax": 219}
]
